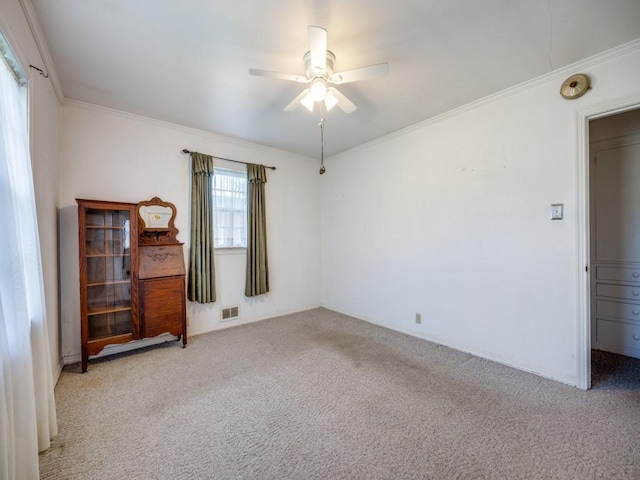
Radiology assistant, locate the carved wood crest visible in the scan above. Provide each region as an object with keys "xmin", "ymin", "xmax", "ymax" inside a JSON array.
[{"xmin": 137, "ymin": 197, "xmax": 179, "ymax": 245}]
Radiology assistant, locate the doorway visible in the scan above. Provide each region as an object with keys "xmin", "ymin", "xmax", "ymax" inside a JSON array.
[{"xmin": 583, "ymin": 106, "xmax": 640, "ymax": 389}]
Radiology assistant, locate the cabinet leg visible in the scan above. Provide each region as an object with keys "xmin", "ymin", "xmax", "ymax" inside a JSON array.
[{"xmin": 81, "ymin": 344, "xmax": 88, "ymax": 372}]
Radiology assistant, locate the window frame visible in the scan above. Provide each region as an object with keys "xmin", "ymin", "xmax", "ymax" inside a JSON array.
[{"xmin": 211, "ymin": 165, "xmax": 248, "ymax": 251}]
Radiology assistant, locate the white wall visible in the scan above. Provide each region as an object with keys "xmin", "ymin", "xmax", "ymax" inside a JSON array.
[
  {"xmin": 59, "ymin": 102, "xmax": 321, "ymax": 363},
  {"xmin": 0, "ymin": 0, "xmax": 62, "ymax": 379},
  {"xmin": 321, "ymin": 42, "xmax": 640, "ymax": 386}
]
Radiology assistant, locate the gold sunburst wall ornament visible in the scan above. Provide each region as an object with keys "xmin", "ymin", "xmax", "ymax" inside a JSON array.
[{"xmin": 560, "ymin": 73, "xmax": 591, "ymax": 100}]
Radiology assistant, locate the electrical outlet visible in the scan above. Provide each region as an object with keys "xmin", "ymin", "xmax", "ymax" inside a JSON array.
[{"xmin": 415, "ymin": 313, "xmax": 421, "ymax": 324}]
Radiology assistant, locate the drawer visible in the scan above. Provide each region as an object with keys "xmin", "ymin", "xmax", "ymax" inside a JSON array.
[
  {"xmin": 596, "ymin": 266, "xmax": 640, "ymax": 283},
  {"xmin": 597, "ymin": 299, "xmax": 640, "ymax": 322},
  {"xmin": 596, "ymin": 283, "xmax": 640, "ymax": 301},
  {"xmin": 595, "ymin": 319, "xmax": 640, "ymax": 358}
]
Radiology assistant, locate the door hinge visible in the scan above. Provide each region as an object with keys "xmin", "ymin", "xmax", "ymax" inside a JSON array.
[{"xmin": 585, "ymin": 265, "xmax": 589, "ymax": 273}]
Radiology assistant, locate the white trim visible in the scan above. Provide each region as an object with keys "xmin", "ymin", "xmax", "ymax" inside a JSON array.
[
  {"xmin": 18, "ymin": 0, "xmax": 64, "ymax": 102},
  {"xmin": 590, "ymin": 133, "xmax": 640, "ymax": 151},
  {"xmin": 53, "ymin": 358, "xmax": 63, "ymax": 385},
  {"xmin": 575, "ymin": 94, "xmax": 640, "ymax": 390},
  {"xmin": 62, "ymin": 333, "xmax": 179, "ymax": 365},
  {"xmin": 64, "ymin": 99, "xmax": 318, "ymax": 164},
  {"xmin": 214, "ymin": 247, "xmax": 246, "ymax": 256},
  {"xmin": 330, "ymin": 38, "xmax": 640, "ymax": 162},
  {"xmin": 325, "ymin": 306, "xmax": 577, "ymax": 386},
  {"xmin": 576, "ymin": 110, "xmax": 591, "ymax": 390},
  {"xmin": 61, "ymin": 305, "xmax": 325, "ymax": 365},
  {"xmin": 186, "ymin": 304, "xmax": 323, "ymax": 337},
  {"xmin": 62, "ymin": 353, "xmax": 80, "ymax": 365}
]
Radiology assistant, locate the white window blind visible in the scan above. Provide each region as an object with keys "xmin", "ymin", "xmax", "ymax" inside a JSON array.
[{"xmin": 212, "ymin": 168, "xmax": 247, "ymax": 248}]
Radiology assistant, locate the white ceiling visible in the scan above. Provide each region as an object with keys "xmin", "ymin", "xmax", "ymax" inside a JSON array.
[{"xmin": 30, "ymin": 0, "xmax": 640, "ymax": 158}]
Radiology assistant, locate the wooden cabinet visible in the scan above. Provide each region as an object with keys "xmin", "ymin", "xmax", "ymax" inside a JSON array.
[
  {"xmin": 78, "ymin": 198, "xmax": 187, "ymax": 372},
  {"xmin": 138, "ymin": 245, "xmax": 187, "ymax": 342},
  {"xmin": 78, "ymin": 199, "xmax": 139, "ymax": 372},
  {"xmin": 140, "ymin": 276, "xmax": 186, "ymax": 338}
]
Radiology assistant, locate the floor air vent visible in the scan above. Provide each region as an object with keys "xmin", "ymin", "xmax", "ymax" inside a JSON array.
[{"xmin": 221, "ymin": 306, "xmax": 239, "ymax": 322}]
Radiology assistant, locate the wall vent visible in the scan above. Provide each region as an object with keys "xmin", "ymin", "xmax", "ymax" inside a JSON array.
[{"xmin": 221, "ymin": 305, "xmax": 239, "ymax": 322}]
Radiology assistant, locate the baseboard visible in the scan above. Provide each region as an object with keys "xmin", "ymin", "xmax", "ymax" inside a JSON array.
[
  {"xmin": 187, "ymin": 303, "xmax": 324, "ymax": 337},
  {"xmin": 593, "ymin": 341, "xmax": 640, "ymax": 360},
  {"xmin": 63, "ymin": 353, "xmax": 81, "ymax": 365},
  {"xmin": 324, "ymin": 306, "xmax": 578, "ymax": 388},
  {"xmin": 62, "ymin": 333, "xmax": 178, "ymax": 366},
  {"xmin": 61, "ymin": 306, "xmax": 324, "ymax": 366},
  {"xmin": 59, "ymin": 305, "xmax": 576, "ymax": 386},
  {"xmin": 53, "ymin": 358, "xmax": 64, "ymax": 385}
]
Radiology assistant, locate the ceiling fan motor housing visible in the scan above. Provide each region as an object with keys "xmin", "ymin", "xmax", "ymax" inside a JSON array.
[{"xmin": 303, "ymin": 50, "xmax": 335, "ymax": 80}]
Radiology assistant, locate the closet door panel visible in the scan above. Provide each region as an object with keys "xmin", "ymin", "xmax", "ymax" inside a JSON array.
[{"xmin": 594, "ymin": 143, "xmax": 640, "ymax": 263}]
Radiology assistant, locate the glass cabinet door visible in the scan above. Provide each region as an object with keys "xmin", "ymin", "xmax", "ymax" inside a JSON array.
[{"xmin": 84, "ymin": 208, "xmax": 133, "ymax": 340}]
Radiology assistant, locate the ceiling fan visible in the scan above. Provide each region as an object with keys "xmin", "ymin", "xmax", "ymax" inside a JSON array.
[{"xmin": 249, "ymin": 26, "xmax": 389, "ymax": 114}]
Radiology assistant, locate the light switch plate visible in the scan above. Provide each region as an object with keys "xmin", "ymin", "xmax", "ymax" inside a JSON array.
[{"xmin": 551, "ymin": 204, "xmax": 564, "ymax": 220}]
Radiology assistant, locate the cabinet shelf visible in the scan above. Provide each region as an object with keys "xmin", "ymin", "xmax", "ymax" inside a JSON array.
[
  {"xmin": 86, "ymin": 226, "xmax": 127, "ymax": 230},
  {"xmin": 88, "ymin": 305, "xmax": 132, "ymax": 316},
  {"xmin": 87, "ymin": 280, "xmax": 131, "ymax": 287}
]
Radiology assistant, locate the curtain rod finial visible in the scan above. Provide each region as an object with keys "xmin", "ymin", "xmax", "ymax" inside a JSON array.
[
  {"xmin": 182, "ymin": 149, "xmax": 190, "ymax": 154},
  {"xmin": 319, "ymin": 166, "xmax": 326, "ymax": 175}
]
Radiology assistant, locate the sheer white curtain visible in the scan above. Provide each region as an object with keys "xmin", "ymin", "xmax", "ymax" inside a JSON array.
[
  {"xmin": 0, "ymin": 47, "xmax": 57, "ymax": 479},
  {"xmin": 212, "ymin": 168, "xmax": 247, "ymax": 248}
]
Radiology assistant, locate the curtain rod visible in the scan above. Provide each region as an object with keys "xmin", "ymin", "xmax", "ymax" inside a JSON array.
[{"xmin": 181, "ymin": 149, "xmax": 276, "ymax": 170}]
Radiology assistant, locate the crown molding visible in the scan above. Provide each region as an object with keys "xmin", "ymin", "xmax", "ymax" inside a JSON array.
[
  {"xmin": 331, "ymin": 37, "xmax": 640, "ymax": 162},
  {"xmin": 63, "ymin": 98, "xmax": 319, "ymax": 164},
  {"xmin": 19, "ymin": 0, "xmax": 64, "ymax": 102}
]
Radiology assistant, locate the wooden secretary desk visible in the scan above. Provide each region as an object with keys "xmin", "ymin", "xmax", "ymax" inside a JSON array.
[{"xmin": 78, "ymin": 197, "xmax": 186, "ymax": 372}]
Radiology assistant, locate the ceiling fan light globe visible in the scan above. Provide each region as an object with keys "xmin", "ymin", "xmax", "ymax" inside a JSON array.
[
  {"xmin": 310, "ymin": 78, "xmax": 327, "ymax": 102},
  {"xmin": 300, "ymin": 93, "xmax": 315, "ymax": 112},
  {"xmin": 324, "ymin": 90, "xmax": 339, "ymax": 111}
]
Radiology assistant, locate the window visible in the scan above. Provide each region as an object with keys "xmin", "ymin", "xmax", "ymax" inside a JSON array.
[
  {"xmin": 212, "ymin": 168, "xmax": 247, "ymax": 248},
  {"xmin": 1, "ymin": 27, "xmax": 57, "ymax": 471}
]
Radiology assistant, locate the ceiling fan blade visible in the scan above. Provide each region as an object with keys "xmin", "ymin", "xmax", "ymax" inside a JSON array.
[
  {"xmin": 249, "ymin": 69, "xmax": 309, "ymax": 83},
  {"xmin": 283, "ymin": 89, "xmax": 311, "ymax": 112},
  {"xmin": 328, "ymin": 87, "xmax": 357, "ymax": 114},
  {"xmin": 308, "ymin": 25, "xmax": 327, "ymax": 75},
  {"xmin": 330, "ymin": 63, "xmax": 389, "ymax": 84}
]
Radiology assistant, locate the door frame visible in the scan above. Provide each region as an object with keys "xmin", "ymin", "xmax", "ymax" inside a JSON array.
[{"xmin": 576, "ymin": 94, "xmax": 640, "ymax": 389}]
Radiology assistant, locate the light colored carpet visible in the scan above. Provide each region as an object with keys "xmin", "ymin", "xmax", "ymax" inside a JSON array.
[{"xmin": 40, "ymin": 308, "xmax": 640, "ymax": 479}]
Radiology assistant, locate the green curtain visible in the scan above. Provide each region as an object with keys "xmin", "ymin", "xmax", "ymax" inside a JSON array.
[
  {"xmin": 188, "ymin": 152, "xmax": 216, "ymax": 303},
  {"xmin": 245, "ymin": 163, "xmax": 269, "ymax": 297}
]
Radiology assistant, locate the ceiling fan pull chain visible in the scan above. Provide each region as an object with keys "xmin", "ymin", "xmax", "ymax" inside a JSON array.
[{"xmin": 319, "ymin": 116, "xmax": 326, "ymax": 175}]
